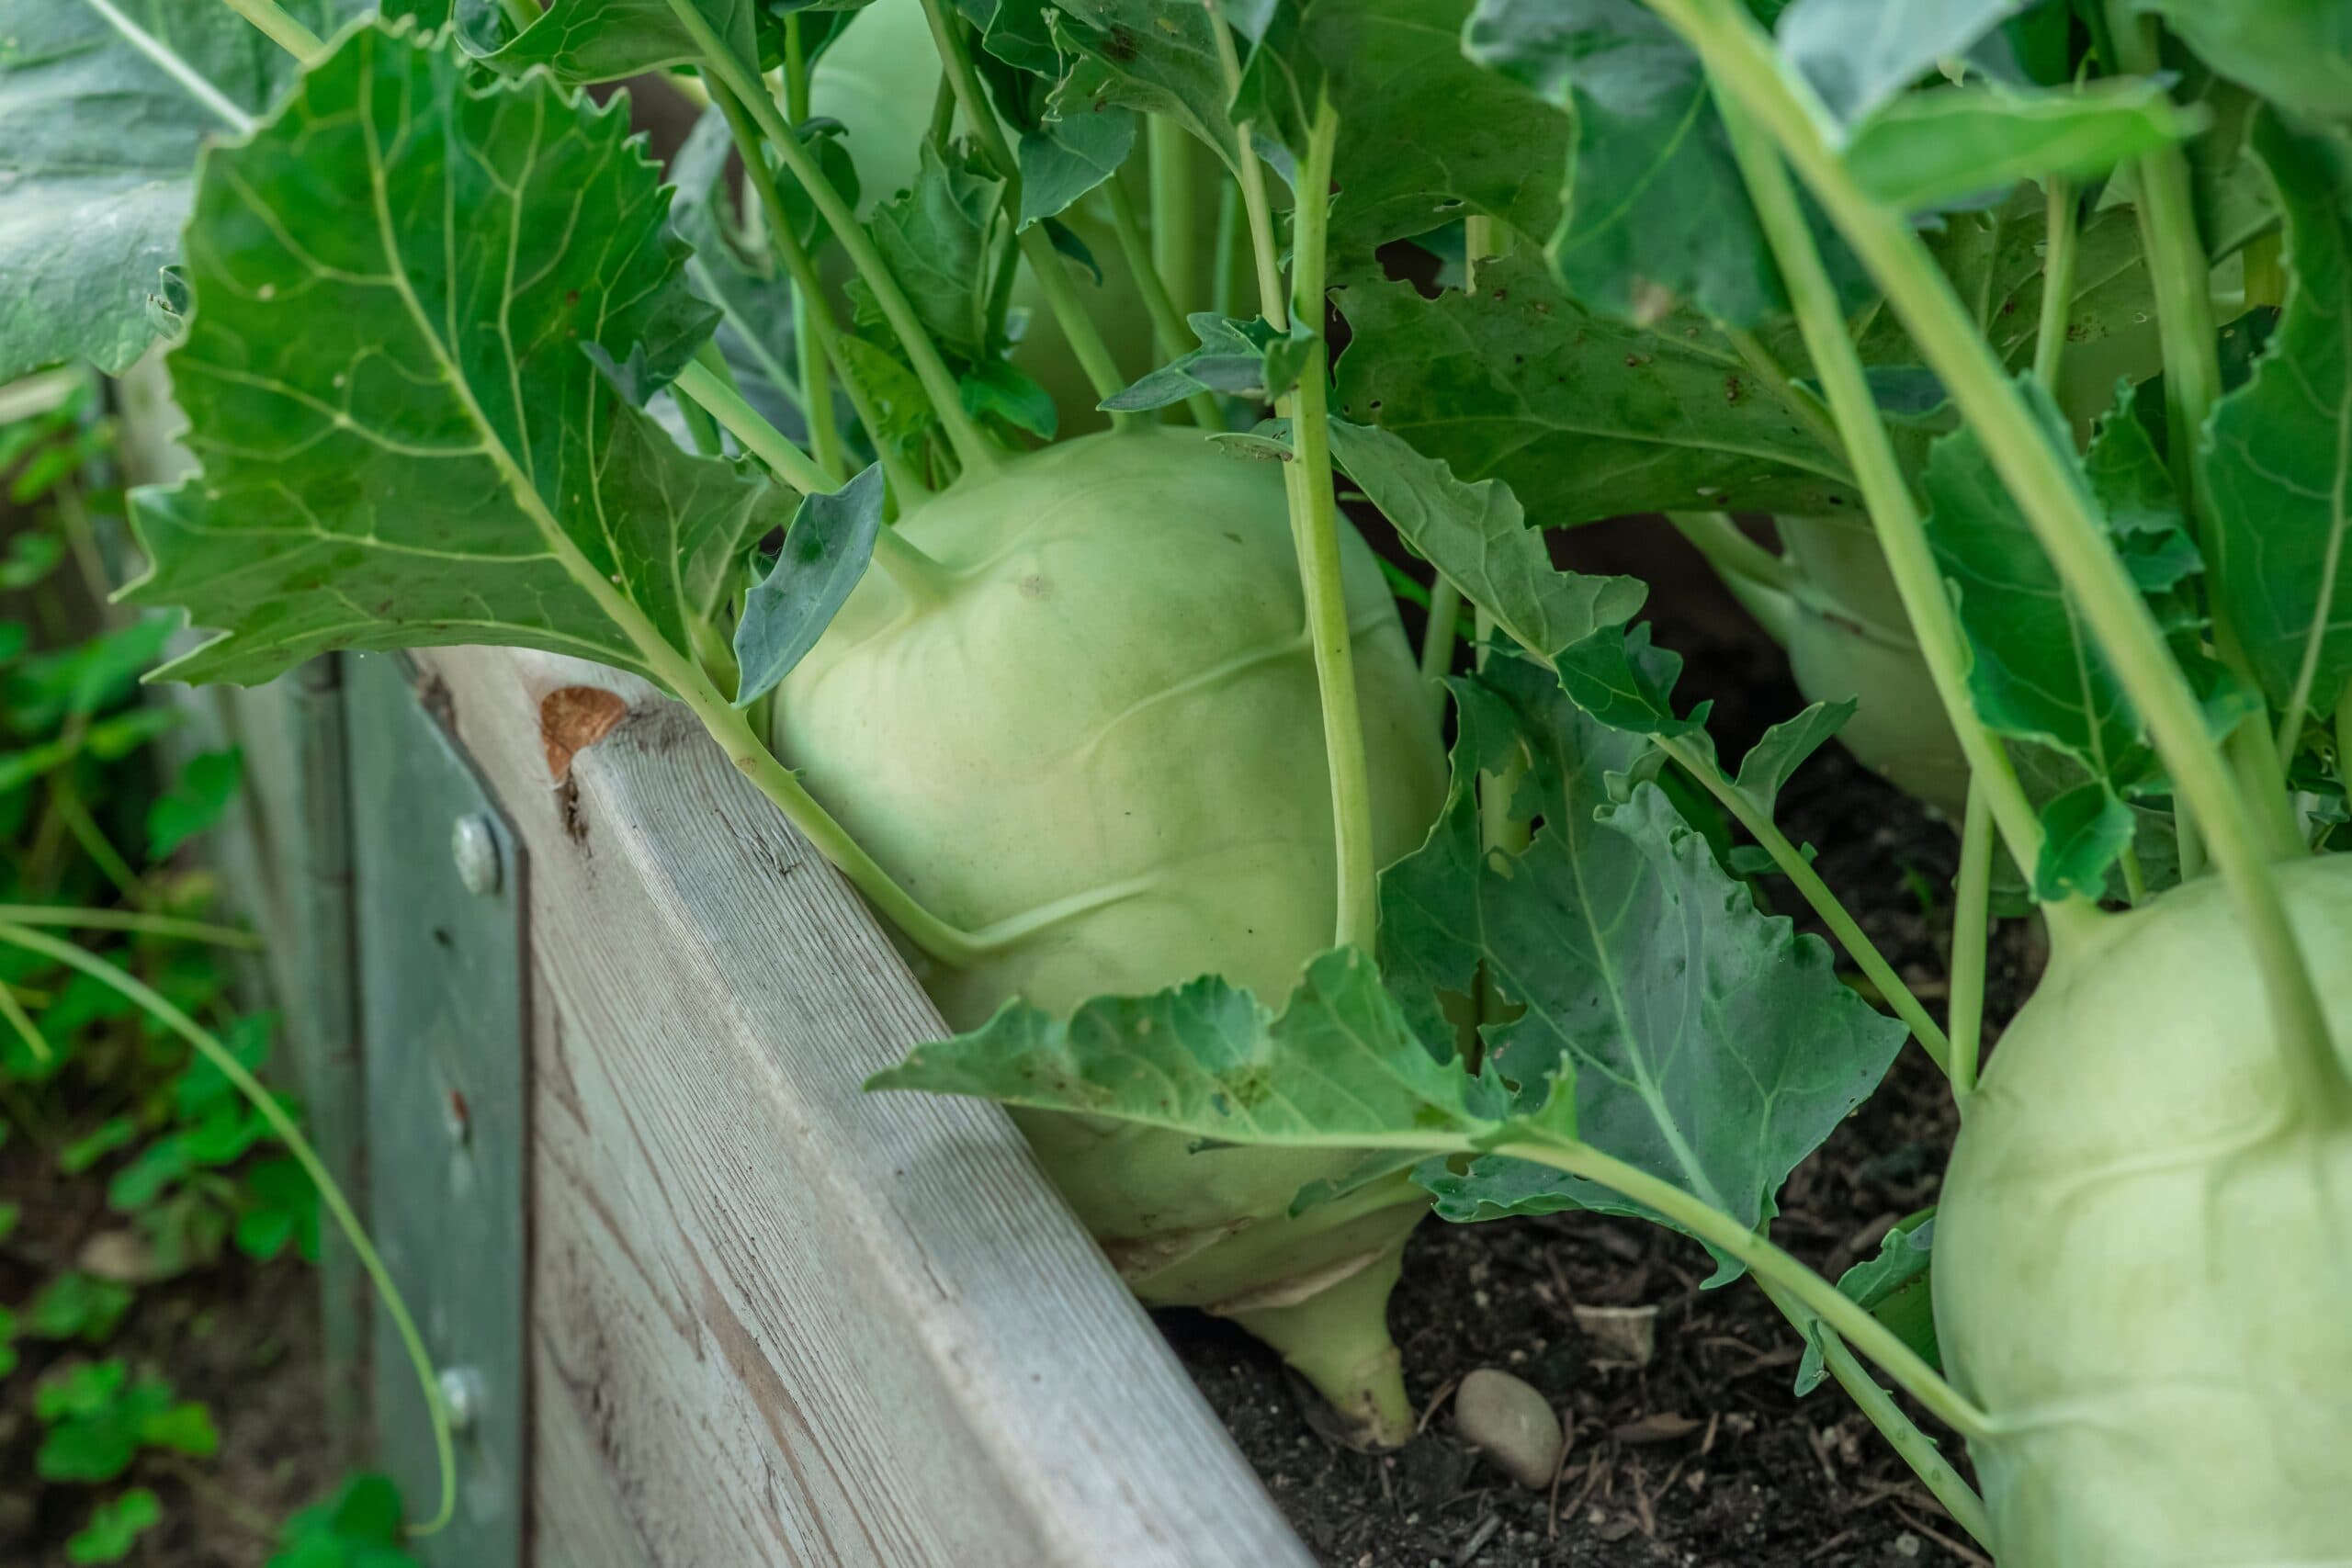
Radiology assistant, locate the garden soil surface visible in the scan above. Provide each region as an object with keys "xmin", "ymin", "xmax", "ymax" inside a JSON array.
[
  {"xmin": 0, "ymin": 1140, "xmax": 340, "ymax": 1567},
  {"xmin": 1162, "ymin": 514, "xmax": 2045, "ymax": 1568}
]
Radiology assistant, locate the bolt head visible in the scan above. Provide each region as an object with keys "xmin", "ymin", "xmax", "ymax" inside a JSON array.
[
  {"xmin": 437, "ymin": 1366, "xmax": 485, "ymax": 1435},
  {"xmin": 450, "ymin": 815, "xmax": 501, "ymax": 896}
]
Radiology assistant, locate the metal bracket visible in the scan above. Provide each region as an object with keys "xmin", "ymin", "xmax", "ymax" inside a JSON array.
[{"xmin": 345, "ymin": 652, "xmax": 528, "ymax": 1566}]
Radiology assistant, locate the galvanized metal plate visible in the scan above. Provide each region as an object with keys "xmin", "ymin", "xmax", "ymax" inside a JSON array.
[{"xmin": 345, "ymin": 651, "xmax": 527, "ymax": 1566}]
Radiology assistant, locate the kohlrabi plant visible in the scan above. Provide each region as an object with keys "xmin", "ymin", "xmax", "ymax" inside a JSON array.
[{"xmin": 6, "ymin": 0, "xmax": 2350, "ymax": 1558}]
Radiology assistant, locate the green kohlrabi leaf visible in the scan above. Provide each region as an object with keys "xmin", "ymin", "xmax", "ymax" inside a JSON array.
[
  {"xmin": 1775, "ymin": 0, "xmax": 2024, "ymax": 127},
  {"xmin": 1382, "ymin": 660, "xmax": 1908, "ymax": 1276},
  {"xmin": 121, "ymin": 23, "xmax": 790, "ymax": 690},
  {"xmin": 1237, "ymin": 0, "xmax": 1567, "ymax": 265},
  {"xmin": 1842, "ymin": 80, "xmax": 2207, "ymax": 213},
  {"xmin": 1463, "ymin": 0, "xmax": 1783, "ymax": 327},
  {"xmin": 1731, "ymin": 699, "xmax": 1856, "ymax": 818},
  {"xmin": 1332, "ymin": 256, "xmax": 1870, "ymax": 524},
  {"xmin": 1046, "ymin": 0, "xmax": 1244, "ymax": 172},
  {"xmin": 2203, "ymin": 110, "xmax": 2352, "ymax": 730},
  {"xmin": 870, "ymin": 945, "xmax": 1524, "ymax": 1146},
  {"xmin": 2129, "ymin": 0, "xmax": 2352, "ymax": 126},
  {"xmin": 851, "ymin": 142, "xmax": 1004, "ymax": 361},
  {"xmin": 1851, "ymin": 187, "xmax": 2162, "ymax": 437},
  {"xmin": 670, "ymin": 107, "xmax": 808, "ymax": 412},
  {"xmin": 484, "ymin": 0, "xmax": 764, "ymax": 85},
  {"xmin": 733, "ymin": 464, "xmax": 885, "ymax": 706},
  {"xmin": 960, "ymin": 356, "xmax": 1058, "ymax": 438},
  {"xmin": 1924, "ymin": 377, "xmax": 2159, "ymax": 795},
  {"xmin": 2032, "ymin": 778, "xmax": 2137, "ymax": 902},
  {"xmin": 1015, "ymin": 105, "xmax": 1136, "ymax": 229},
  {"xmin": 0, "ymin": 0, "xmax": 359, "ymax": 379},
  {"xmin": 1100, "ymin": 314, "xmax": 1313, "ymax": 410},
  {"xmin": 1792, "ymin": 1212, "xmax": 1939, "ymax": 1396},
  {"xmin": 1323, "ymin": 418, "xmax": 1646, "ymax": 656}
]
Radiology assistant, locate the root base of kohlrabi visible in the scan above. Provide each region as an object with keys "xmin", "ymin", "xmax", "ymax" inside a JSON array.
[
  {"xmin": 776, "ymin": 427, "xmax": 1447, "ymax": 1443},
  {"xmin": 1225, "ymin": 1232, "xmax": 1417, "ymax": 1451},
  {"xmin": 1935, "ymin": 855, "xmax": 2352, "ymax": 1567}
]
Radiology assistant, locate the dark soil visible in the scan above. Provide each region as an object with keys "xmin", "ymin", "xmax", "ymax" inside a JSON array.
[
  {"xmin": 0, "ymin": 1137, "xmax": 340, "ymax": 1567},
  {"xmin": 1164, "ymin": 516, "xmax": 2046, "ymax": 1568}
]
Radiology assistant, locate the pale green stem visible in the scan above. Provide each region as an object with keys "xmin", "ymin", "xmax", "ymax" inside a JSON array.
[
  {"xmin": 1149, "ymin": 117, "xmax": 1201, "ymax": 316},
  {"xmin": 218, "ymin": 0, "xmax": 321, "ymax": 60},
  {"xmin": 2340, "ymin": 679, "xmax": 2352, "ymax": 800},
  {"xmin": 1949, "ymin": 778, "xmax": 1994, "ymax": 1099},
  {"xmin": 1708, "ymin": 81, "xmax": 2046, "ymax": 880},
  {"xmin": 2103, "ymin": 7, "xmax": 2297, "ymax": 830},
  {"xmin": 868, "ymin": 526, "xmax": 956, "ymax": 608},
  {"xmin": 673, "ymin": 359, "xmax": 833, "ymax": 494},
  {"xmin": 91, "ymin": 0, "xmax": 254, "ymax": 130},
  {"xmin": 0, "ymin": 905, "xmax": 261, "ymax": 949},
  {"xmin": 781, "ymin": 17, "xmax": 845, "ymax": 482},
  {"xmin": 672, "ymin": 362, "xmax": 956, "ymax": 608},
  {"xmin": 1463, "ymin": 214, "xmax": 1497, "ymax": 289},
  {"xmin": 1204, "ymin": 1, "xmax": 1287, "ymax": 330},
  {"xmin": 1779, "ymin": 1292, "xmax": 1993, "ymax": 1546},
  {"xmin": 1213, "ymin": 180, "xmax": 1243, "ymax": 321},
  {"xmin": 1662, "ymin": 0, "xmax": 2349, "ymax": 1122},
  {"xmin": 1667, "ymin": 510, "xmax": 1805, "ymax": 598},
  {"xmin": 1497, "ymin": 1135, "xmax": 1993, "ymax": 1440},
  {"xmin": 1654, "ymin": 732, "xmax": 1952, "ymax": 1075},
  {"xmin": 1419, "ymin": 579, "xmax": 1463, "ymax": 697},
  {"xmin": 705, "ymin": 75, "xmax": 928, "ymax": 502},
  {"xmin": 1277, "ymin": 98, "xmax": 1376, "ymax": 951},
  {"xmin": 914, "ymin": 0, "xmax": 1138, "ymax": 424},
  {"xmin": 671, "ymin": 0, "xmax": 997, "ymax": 474},
  {"xmin": 1102, "ymin": 180, "xmax": 1222, "ymax": 429},
  {"xmin": 0, "ymin": 923, "xmax": 458, "ymax": 1537},
  {"xmin": 2032, "ymin": 176, "xmax": 2079, "ymax": 389},
  {"xmin": 2242, "ymin": 231, "xmax": 2287, "ymax": 309}
]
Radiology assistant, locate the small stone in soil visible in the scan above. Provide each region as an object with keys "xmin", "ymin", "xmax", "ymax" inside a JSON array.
[
  {"xmin": 1453, "ymin": 1368, "xmax": 1565, "ymax": 1489},
  {"xmin": 1571, "ymin": 1302, "xmax": 1658, "ymax": 1367}
]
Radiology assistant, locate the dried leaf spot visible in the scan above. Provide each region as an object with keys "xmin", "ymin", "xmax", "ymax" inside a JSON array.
[
  {"xmin": 540, "ymin": 684, "xmax": 629, "ymax": 784},
  {"xmin": 1017, "ymin": 572, "xmax": 1054, "ymax": 600}
]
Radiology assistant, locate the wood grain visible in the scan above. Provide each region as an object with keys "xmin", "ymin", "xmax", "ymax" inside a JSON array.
[{"xmin": 409, "ymin": 646, "xmax": 1307, "ymax": 1568}]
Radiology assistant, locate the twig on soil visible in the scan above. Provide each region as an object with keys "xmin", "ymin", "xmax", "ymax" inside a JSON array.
[
  {"xmin": 1452, "ymin": 1514, "xmax": 1503, "ymax": 1565},
  {"xmin": 1803, "ymin": 1526, "xmax": 1860, "ymax": 1562},
  {"xmin": 1630, "ymin": 1459, "xmax": 1657, "ymax": 1538},
  {"xmin": 1544, "ymin": 1416, "xmax": 1579, "ymax": 1535},
  {"xmin": 1418, "ymin": 1374, "xmax": 1463, "ymax": 1434},
  {"xmin": 1894, "ymin": 1503, "xmax": 1996, "ymax": 1566}
]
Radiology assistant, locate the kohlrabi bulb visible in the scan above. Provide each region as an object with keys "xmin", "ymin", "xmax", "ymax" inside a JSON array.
[
  {"xmin": 774, "ymin": 427, "xmax": 1448, "ymax": 1442},
  {"xmin": 1934, "ymin": 854, "xmax": 2352, "ymax": 1565},
  {"xmin": 1779, "ymin": 513, "xmax": 1972, "ymax": 819}
]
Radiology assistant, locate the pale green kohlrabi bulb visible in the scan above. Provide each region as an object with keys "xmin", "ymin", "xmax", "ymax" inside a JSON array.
[
  {"xmin": 774, "ymin": 428, "xmax": 1448, "ymax": 1443},
  {"xmin": 1779, "ymin": 512, "xmax": 1973, "ymax": 820},
  {"xmin": 1934, "ymin": 853, "xmax": 2352, "ymax": 1565}
]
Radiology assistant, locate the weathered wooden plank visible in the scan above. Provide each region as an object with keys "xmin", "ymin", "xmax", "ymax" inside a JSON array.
[{"xmin": 409, "ymin": 646, "xmax": 1307, "ymax": 1568}]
